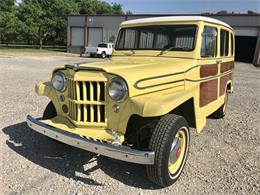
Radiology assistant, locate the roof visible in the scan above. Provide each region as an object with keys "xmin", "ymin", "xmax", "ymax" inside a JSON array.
[{"xmin": 121, "ymin": 16, "xmax": 232, "ymax": 28}]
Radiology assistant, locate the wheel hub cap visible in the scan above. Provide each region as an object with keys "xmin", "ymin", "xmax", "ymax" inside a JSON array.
[{"xmin": 169, "ymin": 138, "xmax": 181, "ymax": 164}]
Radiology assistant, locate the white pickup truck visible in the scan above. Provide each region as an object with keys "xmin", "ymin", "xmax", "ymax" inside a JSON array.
[{"xmin": 85, "ymin": 43, "xmax": 114, "ymax": 58}]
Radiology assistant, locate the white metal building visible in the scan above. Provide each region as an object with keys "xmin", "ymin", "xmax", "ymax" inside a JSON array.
[{"xmin": 67, "ymin": 14, "xmax": 260, "ymax": 66}]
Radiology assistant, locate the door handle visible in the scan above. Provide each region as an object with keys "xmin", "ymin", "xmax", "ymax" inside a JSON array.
[{"xmin": 216, "ymin": 60, "xmax": 223, "ymax": 64}]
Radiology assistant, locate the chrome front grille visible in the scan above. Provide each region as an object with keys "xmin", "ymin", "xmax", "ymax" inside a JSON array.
[{"xmin": 67, "ymin": 78, "xmax": 106, "ymax": 126}]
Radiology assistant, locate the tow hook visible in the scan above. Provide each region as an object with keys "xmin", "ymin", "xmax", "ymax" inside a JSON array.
[{"xmin": 112, "ymin": 130, "xmax": 121, "ymax": 146}]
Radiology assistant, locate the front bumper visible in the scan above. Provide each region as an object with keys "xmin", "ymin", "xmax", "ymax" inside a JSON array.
[{"xmin": 26, "ymin": 115, "xmax": 155, "ymax": 165}]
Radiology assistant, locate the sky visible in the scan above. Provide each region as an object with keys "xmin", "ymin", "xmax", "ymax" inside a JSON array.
[{"xmin": 105, "ymin": 0, "xmax": 260, "ymax": 14}]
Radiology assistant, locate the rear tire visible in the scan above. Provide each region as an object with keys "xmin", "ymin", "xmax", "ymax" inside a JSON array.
[
  {"xmin": 146, "ymin": 114, "xmax": 190, "ymax": 187},
  {"xmin": 210, "ymin": 90, "xmax": 228, "ymax": 119},
  {"xmin": 101, "ymin": 52, "xmax": 106, "ymax": 59},
  {"xmin": 42, "ymin": 101, "xmax": 57, "ymax": 120}
]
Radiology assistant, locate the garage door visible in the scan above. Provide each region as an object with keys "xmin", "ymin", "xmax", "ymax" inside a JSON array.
[
  {"xmin": 71, "ymin": 27, "xmax": 84, "ymax": 46},
  {"xmin": 88, "ymin": 28, "xmax": 103, "ymax": 47},
  {"xmin": 235, "ymin": 36, "xmax": 257, "ymax": 63}
]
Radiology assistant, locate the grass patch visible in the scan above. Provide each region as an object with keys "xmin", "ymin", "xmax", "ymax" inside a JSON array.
[
  {"xmin": 0, "ymin": 47, "xmax": 76, "ymax": 57},
  {"xmin": 0, "ymin": 47, "xmax": 66, "ymax": 53}
]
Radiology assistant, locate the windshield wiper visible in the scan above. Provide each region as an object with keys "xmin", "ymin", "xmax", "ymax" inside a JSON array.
[
  {"xmin": 157, "ymin": 46, "xmax": 191, "ymax": 56},
  {"xmin": 157, "ymin": 46, "xmax": 176, "ymax": 56}
]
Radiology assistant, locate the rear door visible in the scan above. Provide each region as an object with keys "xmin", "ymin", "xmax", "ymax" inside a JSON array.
[
  {"xmin": 199, "ymin": 25, "xmax": 219, "ymax": 110},
  {"xmin": 198, "ymin": 24, "xmax": 234, "ymax": 117}
]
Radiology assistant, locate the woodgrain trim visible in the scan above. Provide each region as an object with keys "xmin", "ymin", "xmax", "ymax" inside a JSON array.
[
  {"xmin": 200, "ymin": 79, "xmax": 218, "ymax": 107},
  {"xmin": 220, "ymin": 73, "xmax": 232, "ymax": 96},
  {"xmin": 200, "ymin": 64, "xmax": 218, "ymax": 78},
  {"xmin": 220, "ymin": 61, "xmax": 234, "ymax": 73}
]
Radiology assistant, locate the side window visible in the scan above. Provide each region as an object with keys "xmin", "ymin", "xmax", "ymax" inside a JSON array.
[
  {"xmin": 201, "ymin": 27, "xmax": 217, "ymax": 58},
  {"xmin": 231, "ymin": 33, "xmax": 234, "ymax": 56},
  {"xmin": 220, "ymin": 29, "xmax": 229, "ymax": 56}
]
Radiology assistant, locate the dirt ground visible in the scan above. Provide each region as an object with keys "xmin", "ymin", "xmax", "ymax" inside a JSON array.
[{"xmin": 0, "ymin": 53, "xmax": 259, "ymax": 195}]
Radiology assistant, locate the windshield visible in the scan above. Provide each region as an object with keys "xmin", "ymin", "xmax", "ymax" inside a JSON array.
[{"xmin": 116, "ymin": 25, "xmax": 197, "ymax": 51}]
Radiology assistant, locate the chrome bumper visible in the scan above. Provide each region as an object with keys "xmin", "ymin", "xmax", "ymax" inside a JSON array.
[{"xmin": 26, "ymin": 115, "xmax": 155, "ymax": 165}]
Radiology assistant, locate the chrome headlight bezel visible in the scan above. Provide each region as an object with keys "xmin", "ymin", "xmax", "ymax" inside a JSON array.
[
  {"xmin": 108, "ymin": 77, "xmax": 128, "ymax": 101},
  {"xmin": 51, "ymin": 71, "xmax": 67, "ymax": 92}
]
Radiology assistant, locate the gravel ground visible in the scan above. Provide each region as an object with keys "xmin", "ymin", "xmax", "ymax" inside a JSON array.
[{"xmin": 0, "ymin": 54, "xmax": 259, "ymax": 195}]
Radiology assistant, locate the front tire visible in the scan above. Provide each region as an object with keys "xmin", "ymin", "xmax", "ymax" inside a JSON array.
[
  {"xmin": 146, "ymin": 114, "xmax": 190, "ymax": 187},
  {"xmin": 42, "ymin": 101, "xmax": 57, "ymax": 120}
]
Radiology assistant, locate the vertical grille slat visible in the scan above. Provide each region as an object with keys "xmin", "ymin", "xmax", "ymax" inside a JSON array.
[
  {"xmin": 97, "ymin": 82, "xmax": 101, "ymax": 101},
  {"xmin": 83, "ymin": 104, "xmax": 87, "ymax": 122},
  {"xmin": 97, "ymin": 105, "xmax": 101, "ymax": 123},
  {"xmin": 90, "ymin": 105, "xmax": 94, "ymax": 122},
  {"xmin": 67, "ymin": 79, "xmax": 106, "ymax": 126}
]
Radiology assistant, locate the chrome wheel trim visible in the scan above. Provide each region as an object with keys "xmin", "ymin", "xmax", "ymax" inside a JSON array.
[
  {"xmin": 169, "ymin": 138, "xmax": 181, "ymax": 164},
  {"xmin": 168, "ymin": 126, "xmax": 189, "ymax": 180}
]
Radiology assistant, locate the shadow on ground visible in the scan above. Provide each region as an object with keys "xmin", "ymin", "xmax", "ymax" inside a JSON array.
[{"xmin": 2, "ymin": 122, "xmax": 157, "ymax": 189}]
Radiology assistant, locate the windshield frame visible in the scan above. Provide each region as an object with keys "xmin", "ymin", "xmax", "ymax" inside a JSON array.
[{"xmin": 115, "ymin": 24, "xmax": 198, "ymax": 52}]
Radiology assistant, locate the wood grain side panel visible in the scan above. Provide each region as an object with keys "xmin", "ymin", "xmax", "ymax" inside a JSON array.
[
  {"xmin": 200, "ymin": 64, "xmax": 218, "ymax": 78},
  {"xmin": 200, "ymin": 79, "xmax": 218, "ymax": 107},
  {"xmin": 220, "ymin": 74, "xmax": 232, "ymax": 96},
  {"xmin": 220, "ymin": 61, "xmax": 234, "ymax": 73}
]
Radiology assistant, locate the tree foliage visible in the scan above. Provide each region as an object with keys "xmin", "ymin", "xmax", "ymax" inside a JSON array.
[{"xmin": 0, "ymin": 0, "xmax": 125, "ymax": 47}]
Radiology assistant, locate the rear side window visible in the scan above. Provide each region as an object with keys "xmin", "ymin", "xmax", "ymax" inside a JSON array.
[
  {"xmin": 220, "ymin": 29, "xmax": 229, "ymax": 56},
  {"xmin": 201, "ymin": 26, "xmax": 218, "ymax": 58},
  {"xmin": 231, "ymin": 33, "xmax": 234, "ymax": 56},
  {"xmin": 98, "ymin": 43, "xmax": 107, "ymax": 48}
]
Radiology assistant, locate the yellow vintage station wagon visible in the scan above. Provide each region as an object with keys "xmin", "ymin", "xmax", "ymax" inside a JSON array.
[{"xmin": 27, "ymin": 16, "xmax": 235, "ymax": 187}]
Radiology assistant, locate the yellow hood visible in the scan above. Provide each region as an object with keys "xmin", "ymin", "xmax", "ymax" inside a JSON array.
[{"xmin": 66, "ymin": 56, "xmax": 196, "ymax": 97}]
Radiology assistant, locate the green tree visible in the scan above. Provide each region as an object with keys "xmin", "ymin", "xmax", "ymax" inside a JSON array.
[
  {"xmin": 247, "ymin": 10, "xmax": 258, "ymax": 14},
  {"xmin": 0, "ymin": 0, "xmax": 15, "ymax": 12},
  {"xmin": 216, "ymin": 10, "xmax": 228, "ymax": 14},
  {"xmin": 77, "ymin": 0, "xmax": 123, "ymax": 14},
  {"xmin": 0, "ymin": 1, "xmax": 21, "ymax": 43},
  {"xmin": 111, "ymin": 3, "xmax": 124, "ymax": 14},
  {"xmin": 0, "ymin": 0, "xmax": 127, "ymax": 47},
  {"xmin": 17, "ymin": 0, "xmax": 78, "ymax": 48},
  {"xmin": 126, "ymin": 10, "xmax": 133, "ymax": 15}
]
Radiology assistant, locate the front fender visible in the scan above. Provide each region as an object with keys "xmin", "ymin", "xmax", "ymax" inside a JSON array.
[
  {"xmin": 131, "ymin": 86, "xmax": 195, "ymax": 117},
  {"xmin": 35, "ymin": 81, "xmax": 63, "ymax": 116}
]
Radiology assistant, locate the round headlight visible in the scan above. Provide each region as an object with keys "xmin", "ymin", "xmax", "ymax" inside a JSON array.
[
  {"xmin": 51, "ymin": 71, "xmax": 66, "ymax": 92},
  {"xmin": 108, "ymin": 77, "xmax": 128, "ymax": 101}
]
